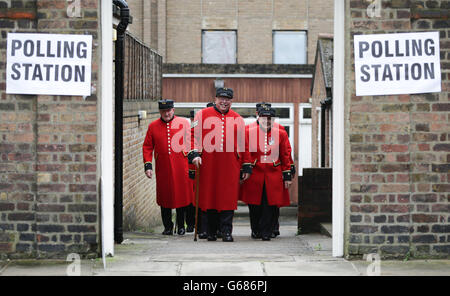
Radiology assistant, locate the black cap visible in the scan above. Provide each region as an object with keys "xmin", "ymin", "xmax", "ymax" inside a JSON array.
[
  {"xmin": 158, "ymin": 99, "xmax": 174, "ymax": 110},
  {"xmin": 215, "ymin": 87, "xmax": 233, "ymax": 99},
  {"xmin": 206, "ymin": 102, "xmax": 215, "ymax": 107},
  {"xmin": 190, "ymin": 110, "xmax": 195, "ymax": 118},
  {"xmin": 256, "ymin": 102, "xmax": 271, "ymax": 112},
  {"xmin": 258, "ymin": 105, "xmax": 275, "ymax": 117}
]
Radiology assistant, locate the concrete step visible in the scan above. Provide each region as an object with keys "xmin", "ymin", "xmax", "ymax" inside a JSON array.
[
  {"xmin": 234, "ymin": 205, "xmax": 297, "ymax": 218},
  {"xmin": 320, "ymin": 223, "xmax": 332, "ymax": 237}
]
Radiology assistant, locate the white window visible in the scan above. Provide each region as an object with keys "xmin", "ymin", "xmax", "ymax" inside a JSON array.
[
  {"xmin": 273, "ymin": 31, "xmax": 307, "ymax": 64},
  {"xmin": 202, "ymin": 31, "xmax": 237, "ymax": 64},
  {"xmin": 174, "ymin": 102, "xmax": 295, "ymax": 159}
]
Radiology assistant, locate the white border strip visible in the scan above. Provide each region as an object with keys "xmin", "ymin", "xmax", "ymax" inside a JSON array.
[
  {"xmin": 163, "ymin": 73, "xmax": 312, "ymax": 78},
  {"xmin": 100, "ymin": 0, "xmax": 114, "ymax": 260},
  {"xmin": 332, "ymin": 0, "xmax": 345, "ymax": 258}
]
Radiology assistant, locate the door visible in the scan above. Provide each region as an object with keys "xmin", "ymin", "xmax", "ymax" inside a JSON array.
[
  {"xmin": 297, "ymin": 103, "xmax": 312, "ymax": 206},
  {"xmin": 298, "ymin": 103, "xmax": 312, "ymax": 176}
]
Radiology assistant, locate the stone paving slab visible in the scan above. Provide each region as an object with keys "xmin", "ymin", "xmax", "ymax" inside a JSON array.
[
  {"xmin": 149, "ymin": 253, "xmax": 296, "ymax": 262},
  {"xmin": 1, "ymin": 260, "xmax": 96, "ymax": 276},
  {"xmin": 350, "ymin": 260, "xmax": 450, "ymax": 276},
  {"xmin": 180, "ymin": 262, "xmax": 265, "ymax": 276},
  {"xmin": 263, "ymin": 260, "xmax": 359, "ymax": 276},
  {"xmin": 93, "ymin": 261, "xmax": 180, "ymax": 276}
]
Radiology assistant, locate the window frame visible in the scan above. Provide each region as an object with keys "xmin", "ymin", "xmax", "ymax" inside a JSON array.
[
  {"xmin": 272, "ymin": 30, "xmax": 308, "ymax": 65},
  {"xmin": 201, "ymin": 30, "xmax": 238, "ymax": 64}
]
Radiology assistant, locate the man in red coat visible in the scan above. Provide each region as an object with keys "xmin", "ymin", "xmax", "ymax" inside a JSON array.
[
  {"xmin": 240, "ymin": 106, "xmax": 292, "ymax": 241},
  {"xmin": 188, "ymin": 88, "xmax": 252, "ymax": 242},
  {"xmin": 249, "ymin": 102, "xmax": 296, "ymax": 238},
  {"xmin": 143, "ymin": 99, "xmax": 194, "ymax": 235}
]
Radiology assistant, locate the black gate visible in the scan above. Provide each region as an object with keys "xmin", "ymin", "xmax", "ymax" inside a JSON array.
[{"xmin": 298, "ymin": 168, "xmax": 332, "ymax": 233}]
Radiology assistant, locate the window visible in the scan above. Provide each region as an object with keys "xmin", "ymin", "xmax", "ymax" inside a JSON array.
[
  {"xmin": 273, "ymin": 31, "xmax": 307, "ymax": 64},
  {"xmin": 202, "ymin": 31, "xmax": 237, "ymax": 64},
  {"xmin": 174, "ymin": 102, "xmax": 295, "ymax": 158}
]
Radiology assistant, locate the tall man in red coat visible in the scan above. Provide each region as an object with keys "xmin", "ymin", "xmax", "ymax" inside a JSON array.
[
  {"xmin": 188, "ymin": 88, "xmax": 252, "ymax": 242},
  {"xmin": 143, "ymin": 99, "xmax": 194, "ymax": 235},
  {"xmin": 240, "ymin": 106, "xmax": 292, "ymax": 241}
]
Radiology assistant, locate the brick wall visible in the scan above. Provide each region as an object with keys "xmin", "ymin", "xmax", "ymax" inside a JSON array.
[
  {"xmin": 0, "ymin": 0, "xmax": 100, "ymax": 259},
  {"xmin": 346, "ymin": 0, "xmax": 450, "ymax": 258},
  {"xmin": 122, "ymin": 103, "xmax": 160, "ymax": 232}
]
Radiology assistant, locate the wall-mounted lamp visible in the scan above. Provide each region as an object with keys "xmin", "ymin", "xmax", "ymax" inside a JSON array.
[{"xmin": 214, "ymin": 78, "xmax": 224, "ymax": 89}]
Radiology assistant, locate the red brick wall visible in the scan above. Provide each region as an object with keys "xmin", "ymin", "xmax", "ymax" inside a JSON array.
[
  {"xmin": 346, "ymin": 0, "xmax": 449, "ymax": 258},
  {"xmin": 122, "ymin": 104, "xmax": 160, "ymax": 232},
  {"xmin": 0, "ymin": 0, "xmax": 100, "ymax": 259}
]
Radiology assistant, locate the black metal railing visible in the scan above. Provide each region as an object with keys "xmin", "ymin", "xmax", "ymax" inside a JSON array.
[{"xmin": 124, "ymin": 32, "xmax": 162, "ymax": 101}]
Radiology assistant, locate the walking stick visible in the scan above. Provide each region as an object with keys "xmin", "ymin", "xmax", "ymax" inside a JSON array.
[
  {"xmin": 174, "ymin": 212, "xmax": 177, "ymax": 235},
  {"xmin": 194, "ymin": 166, "xmax": 200, "ymax": 241}
]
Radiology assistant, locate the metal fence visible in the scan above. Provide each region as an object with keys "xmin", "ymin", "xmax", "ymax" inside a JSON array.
[{"xmin": 123, "ymin": 32, "xmax": 162, "ymax": 101}]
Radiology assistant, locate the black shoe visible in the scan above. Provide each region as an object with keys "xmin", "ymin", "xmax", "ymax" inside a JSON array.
[
  {"xmin": 216, "ymin": 230, "xmax": 223, "ymax": 239},
  {"xmin": 273, "ymin": 230, "xmax": 280, "ymax": 236},
  {"xmin": 199, "ymin": 232, "xmax": 208, "ymax": 239},
  {"xmin": 186, "ymin": 225, "xmax": 194, "ymax": 233},
  {"xmin": 251, "ymin": 231, "xmax": 261, "ymax": 239},
  {"xmin": 207, "ymin": 235, "xmax": 217, "ymax": 241},
  {"xmin": 162, "ymin": 228, "xmax": 173, "ymax": 235},
  {"xmin": 262, "ymin": 235, "xmax": 271, "ymax": 241},
  {"xmin": 222, "ymin": 233, "xmax": 234, "ymax": 242},
  {"xmin": 177, "ymin": 228, "xmax": 186, "ymax": 235}
]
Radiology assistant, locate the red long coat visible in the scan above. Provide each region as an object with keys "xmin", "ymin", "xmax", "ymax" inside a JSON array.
[
  {"xmin": 240, "ymin": 124, "xmax": 291, "ymax": 207},
  {"xmin": 191, "ymin": 107, "xmax": 250, "ymax": 211},
  {"xmin": 142, "ymin": 116, "xmax": 194, "ymax": 209}
]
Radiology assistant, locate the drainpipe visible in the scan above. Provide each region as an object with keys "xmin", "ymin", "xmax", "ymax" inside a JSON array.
[
  {"xmin": 320, "ymin": 96, "xmax": 332, "ymax": 168},
  {"xmin": 113, "ymin": 0, "xmax": 129, "ymax": 244},
  {"xmin": 320, "ymin": 103, "xmax": 326, "ymax": 168}
]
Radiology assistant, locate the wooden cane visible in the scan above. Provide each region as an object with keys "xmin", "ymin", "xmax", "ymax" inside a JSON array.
[{"xmin": 194, "ymin": 166, "xmax": 200, "ymax": 241}]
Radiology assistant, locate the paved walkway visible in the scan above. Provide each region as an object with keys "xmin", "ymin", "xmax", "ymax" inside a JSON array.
[{"xmin": 1, "ymin": 207, "xmax": 449, "ymax": 276}]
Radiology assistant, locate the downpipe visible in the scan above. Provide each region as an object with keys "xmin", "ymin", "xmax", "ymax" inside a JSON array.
[{"xmin": 113, "ymin": 0, "xmax": 129, "ymax": 244}]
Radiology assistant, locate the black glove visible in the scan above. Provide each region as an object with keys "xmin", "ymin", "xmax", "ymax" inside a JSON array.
[
  {"xmin": 187, "ymin": 150, "xmax": 200, "ymax": 164},
  {"xmin": 144, "ymin": 162, "xmax": 152, "ymax": 171},
  {"xmin": 282, "ymin": 170, "xmax": 292, "ymax": 181},
  {"xmin": 189, "ymin": 170, "xmax": 195, "ymax": 180}
]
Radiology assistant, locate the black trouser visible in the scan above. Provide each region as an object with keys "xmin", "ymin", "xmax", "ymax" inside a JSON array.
[
  {"xmin": 185, "ymin": 203, "xmax": 195, "ymax": 228},
  {"xmin": 198, "ymin": 210, "xmax": 208, "ymax": 233},
  {"xmin": 273, "ymin": 207, "xmax": 280, "ymax": 232},
  {"xmin": 248, "ymin": 183, "xmax": 277, "ymax": 238},
  {"xmin": 207, "ymin": 209, "xmax": 233, "ymax": 236},
  {"xmin": 160, "ymin": 206, "xmax": 185, "ymax": 230}
]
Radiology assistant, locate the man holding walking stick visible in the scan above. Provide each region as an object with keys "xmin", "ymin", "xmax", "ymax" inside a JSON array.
[{"xmin": 188, "ymin": 88, "xmax": 252, "ymax": 242}]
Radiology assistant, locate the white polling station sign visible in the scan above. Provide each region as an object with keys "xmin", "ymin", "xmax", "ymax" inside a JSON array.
[
  {"xmin": 354, "ymin": 31, "xmax": 441, "ymax": 96},
  {"xmin": 6, "ymin": 33, "xmax": 92, "ymax": 96}
]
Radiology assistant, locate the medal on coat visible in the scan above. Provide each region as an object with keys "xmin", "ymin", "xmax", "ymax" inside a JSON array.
[{"xmin": 268, "ymin": 137, "xmax": 274, "ymax": 145}]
